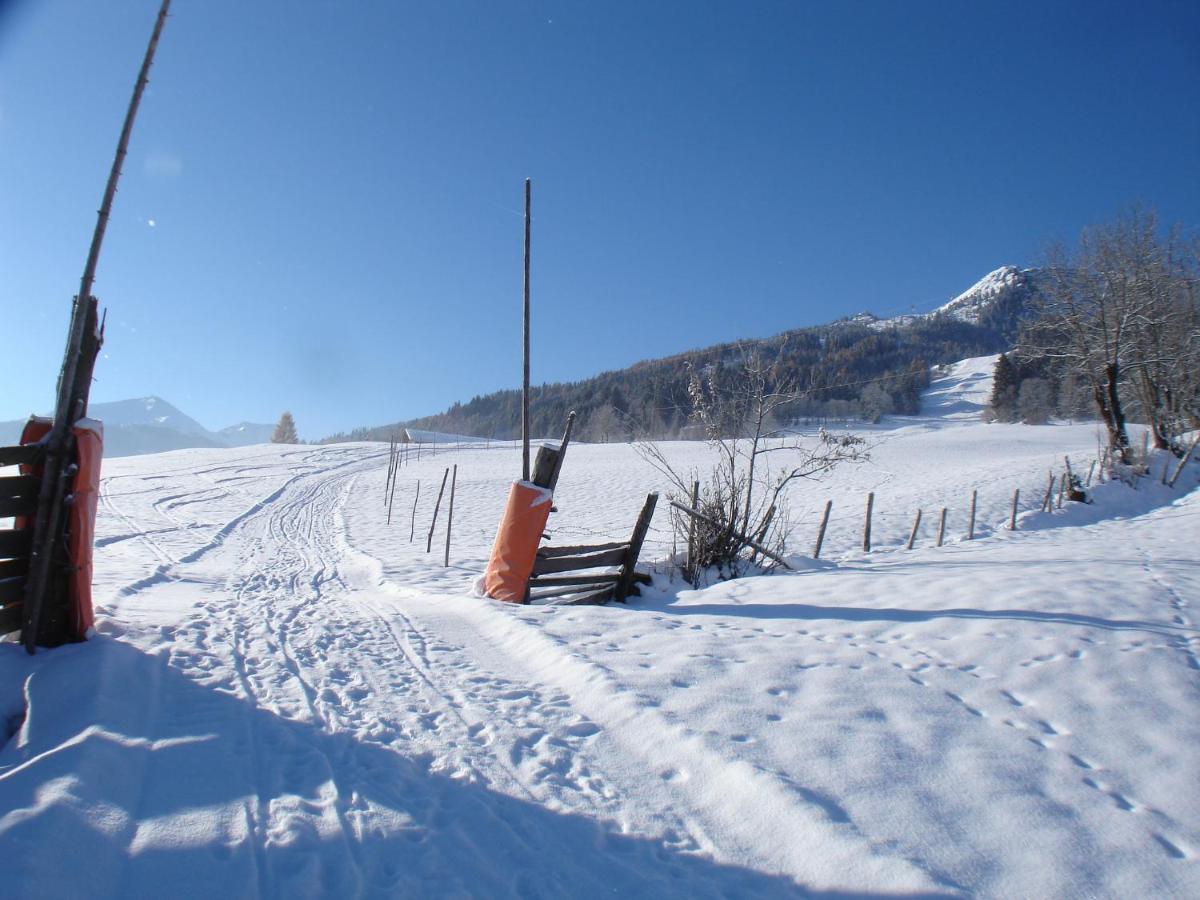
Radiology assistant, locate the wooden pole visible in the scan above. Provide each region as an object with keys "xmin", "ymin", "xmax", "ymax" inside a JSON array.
[
  {"xmin": 427, "ymin": 467, "xmax": 449, "ymax": 553},
  {"xmin": 687, "ymin": 480, "xmax": 700, "ymax": 580},
  {"xmin": 906, "ymin": 508, "xmax": 922, "ymax": 550},
  {"xmin": 444, "ymin": 464, "xmax": 457, "ymax": 567},
  {"xmin": 1167, "ymin": 434, "xmax": 1200, "ymax": 487},
  {"xmin": 1010, "ymin": 488, "xmax": 1020, "ymax": 530},
  {"xmin": 1057, "ymin": 471, "xmax": 1066, "ymax": 508},
  {"xmin": 1041, "ymin": 473, "xmax": 1055, "ymax": 512},
  {"xmin": 23, "ymin": 0, "xmax": 172, "ymax": 653},
  {"xmin": 936, "ymin": 507, "xmax": 947, "ymax": 547},
  {"xmin": 967, "ymin": 490, "xmax": 977, "ymax": 540},
  {"xmin": 862, "ymin": 492, "xmax": 873, "ymax": 552},
  {"xmin": 410, "ymin": 479, "xmax": 420, "ymax": 542},
  {"xmin": 812, "ymin": 499, "xmax": 832, "ymax": 559},
  {"xmin": 387, "ymin": 461, "xmax": 399, "ymax": 525},
  {"xmin": 1086, "ymin": 460, "xmax": 1096, "ymax": 488},
  {"xmin": 522, "ymin": 178, "xmax": 531, "ymax": 483}
]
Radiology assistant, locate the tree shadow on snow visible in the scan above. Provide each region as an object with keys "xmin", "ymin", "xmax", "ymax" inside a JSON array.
[{"xmin": 0, "ymin": 639, "xmax": 958, "ymax": 900}]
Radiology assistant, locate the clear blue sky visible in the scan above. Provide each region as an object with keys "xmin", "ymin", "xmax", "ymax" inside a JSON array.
[{"xmin": 2, "ymin": 1, "xmax": 1197, "ymax": 439}]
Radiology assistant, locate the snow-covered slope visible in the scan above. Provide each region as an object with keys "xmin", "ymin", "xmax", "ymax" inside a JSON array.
[{"xmin": 1, "ymin": 370, "xmax": 1197, "ymax": 897}]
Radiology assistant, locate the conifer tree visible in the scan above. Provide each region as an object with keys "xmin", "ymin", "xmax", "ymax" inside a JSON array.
[{"xmin": 272, "ymin": 411, "xmax": 299, "ymax": 444}]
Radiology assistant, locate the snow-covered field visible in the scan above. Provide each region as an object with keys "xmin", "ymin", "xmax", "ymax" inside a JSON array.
[{"xmin": 2, "ymin": 358, "xmax": 1198, "ymax": 898}]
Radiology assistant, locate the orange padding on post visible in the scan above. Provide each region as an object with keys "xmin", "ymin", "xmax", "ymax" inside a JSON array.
[
  {"xmin": 18, "ymin": 416, "xmax": 102, "ymax": 641},
  {"xmin": 483, "ymin": 481, "xmax": 552, "ymax": 603}
]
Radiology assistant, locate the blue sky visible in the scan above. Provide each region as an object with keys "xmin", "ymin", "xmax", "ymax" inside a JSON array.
[{"xmin": 1, "ymin": 1, "xmax": 1197, "ymax": 439}]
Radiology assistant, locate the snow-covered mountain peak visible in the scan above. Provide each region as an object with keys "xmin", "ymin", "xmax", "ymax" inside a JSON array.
[{"xmin": 935, "ymin": 265, "xmax": 1025, "ymax": 322}]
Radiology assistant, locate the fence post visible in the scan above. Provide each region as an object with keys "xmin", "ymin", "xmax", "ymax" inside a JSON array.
[
  {"xmin": 427, "ymin": 467, "xmax": 449, "ymax": 553},
  {"xmin": 863, "ymin": 492, "xmax": 874, "ymax": 552},
  {"xmin": 967, "ymin": 490, "xmax": 977, "ymax": 540},
  {"xmin": 813, "ymin": 499, "xmax": 832, "ymax": 559},
  {"xmin": 444, "ymin": 465, "xmax": 457, "ymax": 567},
  {"xmin": 1086, "ymin": 460, "xmax": 1096, "ymax": 488},
  {"xmin": 387, "ymin": 463, "xmax": 399, "ymax": 525},
  {"xmin": 1041, "ymin": 473, "xmax": 1056, "ymax": 512},
  {"xmin": 1167, "ymin": 434, "xmax": 1200, "ymax": 487},
  {"xmin": 686, "ymin": 480, "xmax": 699, "ymax": 582},
  {"xmin": 1010, "ymin": 488, "xmax": 1019, "ymax": 530},
  {"xmin": 936, "ymin": 507, "xmax": 947, "ymax": 547},
  {"xmin": 410, "ymin": 479, "xmax": 421, "ymax": 542},
  {"xmin": 907, "ymin": 509, "xmax": 922, "ymax": 550}
]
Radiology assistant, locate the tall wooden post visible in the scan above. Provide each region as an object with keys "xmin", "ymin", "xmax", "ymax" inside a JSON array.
[
  {"xmin": 967, "ymin": 490, "xmax": 977, "ymax": 540},
  {"xmin": 1010, "ymin": 488, "xmax": 1020, "ymax": 530},
  {"xmin": 936, "ymin": 507, "xmax": 947, "ymax": 547},
  {"xmin": 522, "ymin": 178, "xmax": 532, "ymax": 482},
  {"xmin": 862, "ymin": 492, "xmax": 874, "ymax": 552},
  {"xmin": 687, "ymin": 480, "xmax": 700, "ymax": 580},
  {"xmin": 427, "ymin": 467, "xmax": 450, "ymax": 553},
  {"xmin": 23, "ymin": 0, "xmax": 172, "ymax": 653},
  {"xmin": 444, "ymin": 465, "xmax": 457, "ymax": 567}
]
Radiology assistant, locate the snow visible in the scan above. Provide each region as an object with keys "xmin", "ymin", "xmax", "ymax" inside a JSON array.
[{"xmin": 1, "ymin": 362, "xmax": 1198, "ymax": 897}]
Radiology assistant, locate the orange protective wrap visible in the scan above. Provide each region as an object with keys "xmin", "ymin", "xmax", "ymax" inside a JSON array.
[
  {"xmin": 18, "ymin": 416, "xmax": 101, "ymax": 640},
  {"xmin": 483, "ymin": 481, "xmax": 552, "ymax": 603}
]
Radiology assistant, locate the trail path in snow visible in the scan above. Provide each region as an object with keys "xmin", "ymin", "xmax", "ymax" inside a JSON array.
[{"xmin": 54, "ymin": 444, "xmax": 933, "ymax": 897}]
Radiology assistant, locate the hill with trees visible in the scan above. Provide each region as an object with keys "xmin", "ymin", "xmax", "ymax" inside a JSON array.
[{"xmin": 321, "ymin": 266, "xmax": 1044, "ymax": 444}]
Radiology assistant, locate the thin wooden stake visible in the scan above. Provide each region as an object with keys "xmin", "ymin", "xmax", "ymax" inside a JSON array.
[
  {"xmin": 1041, "ymin": 472, "xmax": 1055, "ymax": 512},
  {"xmin": 686, "ymin": 480, "xmax": 699, "ymax": 581},
  {"xmin": 387, "ymin": 459, "xmax": 399, "ymax": 525},
  {"xmin": 427, "ymin": 467, "xmax": 449, "ymax": 553},
  {"xmin": 1057, "ymin": 471, "xmax": 1066, "ymax": 508},
  {"xmin": 1167, "ymin": 434, "xmax": 1200, "ymax": 487},
  {"xmin": 444, "ymin": 464, "xmax": 457, "ymax": 567},
  {"xmin": 522, "ymin": 178, "xmax": 532, "ymax": 483},
  {"xmin": 1010, "ymin": 488, "xmax": 1020, "ymax": 530},
  {"xmin": 813, "ymin": 499, "xmax": 832, "ymax": 559},
  {"xmin": 906, "ymin": 509, "xmax": 922, "ymax": 550},
  {"xmin": 410, "ymin": 479, "xmax": 421, "ymax": 542},
  {"xmin": 936, "ymin": 507, "xmax": 947, "ymax": 547},
  {"xmin": 1086, "ymin": 460, "xmax": 1096, "ymax": 488},
  {"xmin": 863, "ymin": 492, "xmax": 874, "ymax": 553},
  {"xmin": 967, "ymin": 490, "xmax": 977, "ymax": 540}
]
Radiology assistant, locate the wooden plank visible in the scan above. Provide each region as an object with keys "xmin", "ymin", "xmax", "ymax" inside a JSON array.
[
  {"xmin": 0, "ymin": 475, "xmax": 41, "ymax": 499},
  {"xmin": 0, "ymin": 530, "xmax": 32, "ymax": 559},
  {"xmin": 537, "ymin": 540, "xmax": 628, "ymax": 559},
  {"xmin": 533, "ymin": 547, "xmax": 627, "ymax": 575},
  {"xmin": 562, "ymin": 586, "xmax": 616, "ymax": 606},
  {"xmin": 616, "ymin": 492, "xmax": 659, "ymax": 602},
  {"xmin": 0, "ymin": 445, "xmax": 43, "ymax": 468},
  {"xmin": 0, "ymin": 558, "xmax": 29, "ymax": 580},
  {"xmin": 530, "ymin": 573, "xmax": 621, "ymax": 588},
  {"xmin": 0, "ymin": 495, "xmax": 38, "ymax": 518},
  {"xmin": 0, "ymin": 576, "xmax": 24, "ymax": 606},
  {"xmin": 0, "ymin": 601, "xmax": 21, "ymax": 637}
]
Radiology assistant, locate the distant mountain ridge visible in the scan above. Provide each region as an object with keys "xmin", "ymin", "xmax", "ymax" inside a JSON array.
[
  {"xmin": 324, "ymin": 266, "xmax": 1043, "ymax": 444},
  {"xmin": 0, "ymin": 397, "xmax": 276, "ymax": 458}
]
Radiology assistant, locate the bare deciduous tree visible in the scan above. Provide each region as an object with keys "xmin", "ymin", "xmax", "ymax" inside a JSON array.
[
  {"xmin": 637, "ymin": 349, "xmax": 868, "ymax": 583},
  {"xmin": 1021, "ymin": 209, "xmax": 1200, "ymax": 463}
]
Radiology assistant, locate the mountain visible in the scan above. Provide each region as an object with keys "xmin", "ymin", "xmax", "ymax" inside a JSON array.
[
  {"xmin": 323, "ymin": 266, "xmax": 1043, "ymax": 444},
  {"xmin": 0, "ymin": 397, "xmax": 277, "ymax": 458}
]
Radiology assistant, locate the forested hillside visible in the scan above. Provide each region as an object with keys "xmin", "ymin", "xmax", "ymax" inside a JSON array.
[{"xmin": 323, "ymin": 267, "xmax": 1042, "ymax": 443}]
